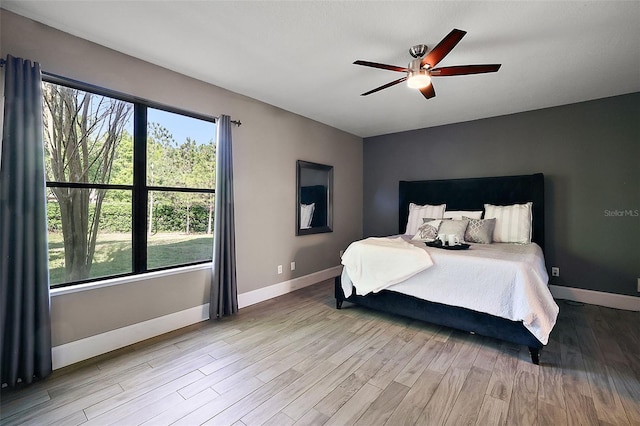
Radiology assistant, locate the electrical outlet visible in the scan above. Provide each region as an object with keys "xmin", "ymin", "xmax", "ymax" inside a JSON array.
[
  {"xmin": 277, "ymin": 265, "xmax": 283, "ymax": 274},
  {"xmin": 551, "ymin": 267, "xmax": 560, "ymax": 277},
  {"xmin": 291, "ymin": 261, "xmax": 296, "ymax": 271}
]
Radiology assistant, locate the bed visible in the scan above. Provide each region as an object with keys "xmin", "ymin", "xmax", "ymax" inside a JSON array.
[{"xmin": 335, "ymin": 173, "xmax": 557, "ymax": 364}]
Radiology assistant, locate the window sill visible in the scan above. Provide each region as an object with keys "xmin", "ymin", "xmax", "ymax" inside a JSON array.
[{"xmin": 50, "ymin": 263, "xmax": 213, "ymax": 297}]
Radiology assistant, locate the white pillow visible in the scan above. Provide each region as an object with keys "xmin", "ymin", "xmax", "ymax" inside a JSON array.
[
  {"xmin": 405, "ymin": 203, "xmax": 446, "ymax": 235},
  {"xmin": 412, "ymin": 219, "xmax": 443, "ymax": 242},
  {"xmin": 443, "ymin": 210, "xmax": 483, "ymax": 220},
  {"xmin": 484, "ymin": 202, "xmax": 533, "ymax": 243},
  {"xmin": 300, "ymin": 203, "xmax": 315, "ymax": 229}
]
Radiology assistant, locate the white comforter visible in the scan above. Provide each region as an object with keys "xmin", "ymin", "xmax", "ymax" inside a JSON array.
[{"xmin": 340, "ymin": 236, "xmax": 559, "ymax": 345}]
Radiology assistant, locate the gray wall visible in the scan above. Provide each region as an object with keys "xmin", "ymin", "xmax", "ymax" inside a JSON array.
[
  {"xmin": 364, "ymin": 93, "xmax": 639, "ymax": 297},
  {"xmin": 1, "ymin": 10, "xmax": 363, "ymax": 346}
]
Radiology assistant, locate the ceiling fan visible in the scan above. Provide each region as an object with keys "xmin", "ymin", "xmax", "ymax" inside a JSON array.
[{"xmin": 354, "ymin": 29, "xmax": 501, "ymax": 100}]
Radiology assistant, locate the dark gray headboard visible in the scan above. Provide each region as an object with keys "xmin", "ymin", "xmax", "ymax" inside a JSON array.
[{"xmin": 399, "ymin": 173, "xmax": 545, "ymax": 251}]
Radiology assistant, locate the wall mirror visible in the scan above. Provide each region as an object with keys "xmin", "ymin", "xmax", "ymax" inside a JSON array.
[{"xmin": 296, "ymin": 160, "xmax": 333, "ymax": 235}]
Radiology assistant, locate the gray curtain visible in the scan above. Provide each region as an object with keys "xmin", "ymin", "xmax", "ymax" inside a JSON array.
[
  {"xmin": 210, "ymin": 115, "xmax": 238, "ymax": 318},
  {"xmin": 0, "ymin": 55, "xmax": 52, "ymax": 387}
]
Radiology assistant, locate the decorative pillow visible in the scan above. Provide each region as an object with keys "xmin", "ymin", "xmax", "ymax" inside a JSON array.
[
  {"xmin": 405, "ymin": 203, "xmax": 446, "ymax": 235},
  {"xmin": 412, "ymin": 220, "xmax": 443, "ymax": 242},
  {"xmin": 463, "ymin": 216, "xmax": 496, "ymax": 244},
  {"xmin": 443, "ymin": 210, "xmax": 483, "ymax": 220},
  {"xmin": 437, "ymin": 219, "xmax": 469, "ymax": 242},
  {"xmin": 300, "ymin": 203, "xmax": 315, "ymax": 229},
  {"xmin": 484, "ymin": 202, "xmax": 533, "ymax": 243}
]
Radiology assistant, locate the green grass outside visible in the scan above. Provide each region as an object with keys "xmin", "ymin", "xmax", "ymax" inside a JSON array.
[{"xmin": 48, "ymin": 232, "xmax": 213, "ymax": 285}]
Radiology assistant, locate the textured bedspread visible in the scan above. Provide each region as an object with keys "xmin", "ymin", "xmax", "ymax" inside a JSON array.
[{"xmin": 341, "ymin": 236, "xmax": 559, "ymax": 344}]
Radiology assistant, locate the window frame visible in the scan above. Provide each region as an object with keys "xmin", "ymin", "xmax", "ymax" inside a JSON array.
[{"xmin": 44, "ymin": 75, "xmax": 217, "ymax": 289}]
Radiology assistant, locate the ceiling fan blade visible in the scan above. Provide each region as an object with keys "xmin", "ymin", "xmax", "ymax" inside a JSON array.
[
  {"xmin": 354, "ymin": 60, "xmax": 408, "ymax": 73},
  {"xmin": 361, "ymin": 76, "xmax": 408, "ymax": 96},
  {"xmin": 430, "ymin": 64, "xmax": 501, "ymax": 76},
  {"xmin": 421, "ymin": 29, "xmax": 466, "ymax": 68},
  {"xmin": 419, "ymin": 83, "xmax": 436, "ymax": 99}
]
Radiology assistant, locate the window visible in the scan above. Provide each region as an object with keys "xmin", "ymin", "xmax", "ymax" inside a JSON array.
[
  {"xmin": 146, "ymin": 108, "xmax": 216, "ymax": 270},
  {"xmin": 43, "ymin": 80, "xmax": 216, "ymax": 287}
]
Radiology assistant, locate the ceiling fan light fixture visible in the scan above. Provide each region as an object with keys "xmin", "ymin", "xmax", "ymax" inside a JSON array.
[
  {"xmin": 407, "ymin": 69, "xmax": 431, "ymax": 89},
  {"xmin": 354, "ymin": 29, "xmax": 501, "ymax": 100}
]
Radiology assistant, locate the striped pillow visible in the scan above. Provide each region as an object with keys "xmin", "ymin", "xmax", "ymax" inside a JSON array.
[
  {"xmin": 405, "ymin": 203, "xmax": 446, "ymax": 235},
  {"xmin": 484, "ymin": 202, "xmax": 533, "ymax": 243}
]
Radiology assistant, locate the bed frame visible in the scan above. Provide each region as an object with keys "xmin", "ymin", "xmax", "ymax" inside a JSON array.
[{"xmin": 335, "ymin": 173, "xmax": 546, "ymax": 364}]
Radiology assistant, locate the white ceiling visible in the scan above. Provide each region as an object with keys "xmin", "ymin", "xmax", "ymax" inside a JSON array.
[{"xmin": 3, "ymin": 1, "xmax": 640, "ymax": 138}]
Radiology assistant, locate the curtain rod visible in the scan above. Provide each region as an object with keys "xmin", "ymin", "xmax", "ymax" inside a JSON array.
[{"xmin": 0, "ymin": 58, "xmax": 241, "ymax": 127}]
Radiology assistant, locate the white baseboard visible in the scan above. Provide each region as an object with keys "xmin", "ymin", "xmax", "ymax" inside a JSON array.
[
  {"xmin": 238, "ymin": 266, "xmax": 342, "ymax": 308},
  {"xmin": 52, "ymin": 303, "xmax": 210, "ymax": 370},
  {"xmin": 51, "ymin": 266, "xmax": 342, "ymax": 369},
  {"xmin": 549, "ymin": 285, "xmax": 640, "ymax": 311}
]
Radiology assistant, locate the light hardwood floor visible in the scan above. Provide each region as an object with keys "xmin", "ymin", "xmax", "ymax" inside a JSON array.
[{"xmin": 1, "ymin": 280, "xmax": 639, "ymax": 425}]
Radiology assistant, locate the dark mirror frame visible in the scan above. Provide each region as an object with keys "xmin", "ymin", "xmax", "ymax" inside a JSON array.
[{"xmin": 296, "ymin": 160, "xmax": 333, "ymax": 235}]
